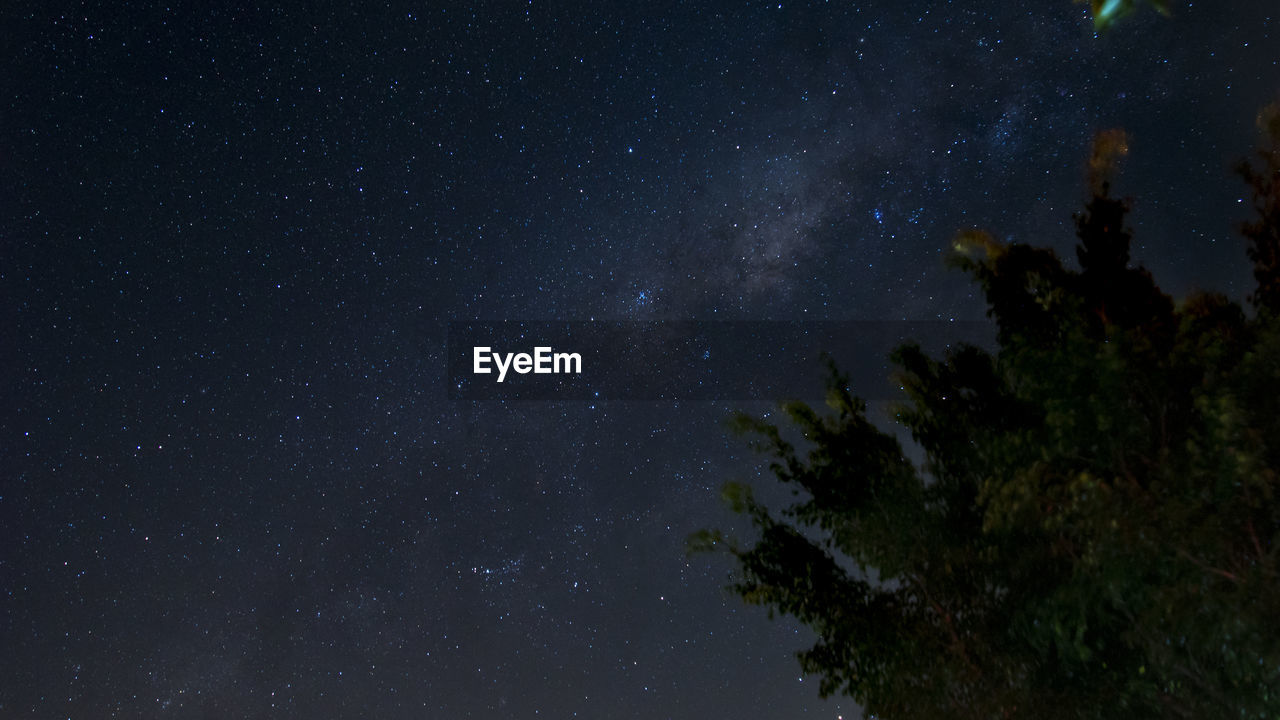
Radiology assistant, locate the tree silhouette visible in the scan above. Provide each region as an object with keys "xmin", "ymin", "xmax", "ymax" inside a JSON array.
[
  {"xmin": 696, "ymin": 123, "xmax": 1280, "ymax": 719},
  {"xmin": 1239, "ymin": 103, "xmax": 1280, "ymax": 312}
]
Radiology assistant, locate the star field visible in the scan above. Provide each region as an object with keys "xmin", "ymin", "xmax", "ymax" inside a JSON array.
[{"xmin": 3, "ymin": 1, "xmax": 1277, "ymax": 718}]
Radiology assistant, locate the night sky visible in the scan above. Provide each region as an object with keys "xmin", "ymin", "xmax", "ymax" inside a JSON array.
[{"xmin": 3, "ymin": 1, "xmax": 1277, "ymax": 718}]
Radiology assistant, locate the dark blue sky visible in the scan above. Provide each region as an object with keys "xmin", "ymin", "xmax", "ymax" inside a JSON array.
[{"xmin": 3, "ymin": 1, "xmax": 1277, "ymax": 718}]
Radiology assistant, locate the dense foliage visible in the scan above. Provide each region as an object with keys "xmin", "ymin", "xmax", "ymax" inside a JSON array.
[{"xmin": 698, "ymin": 120, "xmax": 1280, "ymax": 719}]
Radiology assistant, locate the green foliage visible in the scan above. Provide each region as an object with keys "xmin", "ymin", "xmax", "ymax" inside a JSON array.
[
  {"xmin": 699, "ymin": 132, "xmax": 1280, "ymax": 718},
  {"xmin": 1238, "ymin": 102, "xmax": 1280, "ymax": 312}
]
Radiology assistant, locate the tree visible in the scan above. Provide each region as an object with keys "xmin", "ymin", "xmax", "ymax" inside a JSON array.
[
  {"xmin": 1239, "ymin": 103, "xmax": 1280, "ymax": 311},
  {"xmin": 695, "ymin": 122, "xmax": 1280, "ymax": 719}
]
